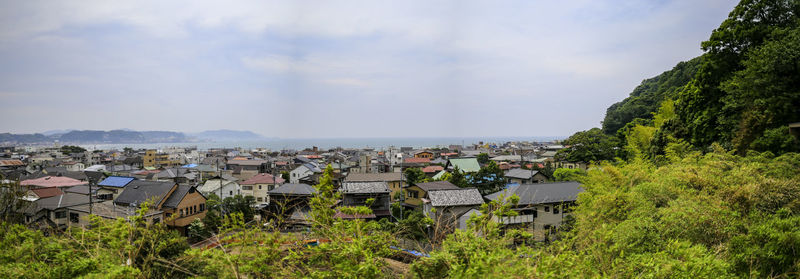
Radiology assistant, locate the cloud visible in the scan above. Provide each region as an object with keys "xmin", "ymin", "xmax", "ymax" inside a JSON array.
[{"xmin": 0, "ymin": 0, "xmax": 739, "ymax": 138}]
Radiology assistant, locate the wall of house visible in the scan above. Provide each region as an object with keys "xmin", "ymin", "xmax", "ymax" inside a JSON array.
[
  {"xmin": 343, "ymin": 193, "xmax": 390, "ymax": 212},
  {"xmin": 387, "ymin": 180, "xmax": 403, "ymax": 202},
  {"xmin": 243, "ymin": 183, "xmax": 276, "ymax": 204},
  {"xmin": 165, "ymin": 190, "xmax": 207, "ymax": 227},
  {"xmin": 404, "ymin": 185, "xmax": 425, "ymax": 206}
]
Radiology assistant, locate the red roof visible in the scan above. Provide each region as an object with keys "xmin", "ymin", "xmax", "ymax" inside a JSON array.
[
  {"xmin": 403, "ymin": 158, "xmax": 430, "ymax": 164},
  {"xmin": 21, "ymin": 176, "xmax": 87, "ymax": 188},
  {"xmin": 240, "ymin": 173, "xmax": 285, "ymax": 185},
  {"xmin": 31, "ymin": 187, "xmax": 63, "ymax": 199},
  {"xmin": 422, "ymin": 165, "xmax": 444, "ymax": 173},
  {"xmin": 0, "ymin": 160, "xmax": 24, "ymax": 167},
  {"xmin": 304, "ymin": 155, "xmax": 322, "ymax": 159}
]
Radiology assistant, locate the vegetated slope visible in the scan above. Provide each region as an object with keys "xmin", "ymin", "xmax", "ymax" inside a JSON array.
[
  {"xmin": 602, "ymin": 56, "xmax": 703, "ymax": 135},
  {"xmin": 601, "ymin": 0, "xmax": 800, "ymax": 156}
]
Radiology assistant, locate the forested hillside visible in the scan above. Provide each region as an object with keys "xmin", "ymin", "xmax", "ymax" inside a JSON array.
[
  {"xmin": 602, "ymin": 56, "xmax": 703, "ymax": 135},
  {"xmin": 598, "ymin": 0, "xmax": 800, "ymax": 159}
]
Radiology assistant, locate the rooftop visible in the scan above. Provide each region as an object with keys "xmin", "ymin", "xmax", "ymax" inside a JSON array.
[
  {"xmin": 341, "ymin": 181, "xmax": 390, "ymax": 194},
  {"xmin": 427, "ymin": 188, "xmax": 484, "ymax": 207},
  {"xmin": 485, "ymin": 181, "xmax": 583, "ymax": 205}
]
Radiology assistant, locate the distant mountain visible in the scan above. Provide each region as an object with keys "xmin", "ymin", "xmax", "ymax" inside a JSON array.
[
  {"xmin": 190, "ymin": 130, "xmax": 265, "ymax": 141},
  {"xmin": 0, "ymin": 133, "xmax": 52, "ymax": 144},
  {"xmin": 42, "ymin": 129, "xmax": 74, "ymax": 136},
  {"xmin": 0, "ymin": 129, "xmax": 263, "ymax": 144},
  {"xmin": 140, "ymin": 131, "xmax": 187, "ymax": 142}
]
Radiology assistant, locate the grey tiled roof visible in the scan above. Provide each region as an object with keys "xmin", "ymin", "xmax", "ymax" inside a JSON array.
[
  {"xmin": 504, "ymin": 169, "xmax": 539, "ymax": 180},
  {"xmin": 270, "ymin": 183, "xmax": 317, "ymax": 196},
  {"xmin": 161, "ymin": 185, "xmax": 195, "ymax": 208},
  {"xmin": 412, "ymin": 181, "xmax": 460, "ymax": 192},
  {"xmin": 341, "ymin": 182, "xmax": 390, "ymax": 194},
  {"xmin": 115, "ymin": 180, "xmax": 175, "ymax": 207},
  {"xmin": 485, "ymin": 181, "xmax": 583, "ymax": 205},
  {"xmin": 427, "ymin": 188, "xmax": 484, "ymax": 207}
]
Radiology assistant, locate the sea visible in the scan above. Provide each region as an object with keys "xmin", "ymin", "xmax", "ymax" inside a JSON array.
[{"xmin": 78, "ymin": 136, "xmax": 565, "ymax": 151}]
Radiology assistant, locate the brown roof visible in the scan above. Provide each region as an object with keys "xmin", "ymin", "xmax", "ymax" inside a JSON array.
[
  {"xmin": 240, "ymin": 173, "xmax": 285, "ymax": 185},
  {"xmin": 0, "ymin": 160, "xmax": 25, "ymax": 166},
  {"xmin": 31, "ymin": 187, "xmax": 64, "ymax": 199},
  {"xmin": 422, "ymin": 165, "xmax": 444, "ymax": 173},
  {"xmin": 21, "ymin": 176, "xmax": 87, "ymax": 188},
  {"xmin": 403, "ymin": 158, "xmax": 431, "ymax": 164}
]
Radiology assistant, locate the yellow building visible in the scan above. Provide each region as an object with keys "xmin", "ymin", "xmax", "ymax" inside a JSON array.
[{"xmin": 143, "ymin": 149, "xmax": 181, "ymax": 168}]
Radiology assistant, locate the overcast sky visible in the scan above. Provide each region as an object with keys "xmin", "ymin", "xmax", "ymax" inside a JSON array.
[{"xmin": 0, "ymin": 0, "xmax": 737, "ymax": 138}]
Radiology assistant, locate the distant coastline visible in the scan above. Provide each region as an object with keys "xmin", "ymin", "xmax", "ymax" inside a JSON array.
[{"xmin": 76, "ymin": 136, "xmax": 565, "ymax": 151}]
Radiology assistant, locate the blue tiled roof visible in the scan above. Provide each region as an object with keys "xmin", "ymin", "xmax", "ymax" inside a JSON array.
[{"xmin": 98, "ymin": 176, "xmax": 135, "ymax": 188}]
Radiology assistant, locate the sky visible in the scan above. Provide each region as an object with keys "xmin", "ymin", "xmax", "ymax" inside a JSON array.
[{"xmin": 0, "ymin": 0, "xmax": 738, "ymax": 138}]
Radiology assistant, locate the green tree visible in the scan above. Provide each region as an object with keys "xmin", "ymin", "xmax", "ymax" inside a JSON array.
[
  {"xmin": 309, "ymin": 164, "xmax": 340, "ymax": 229},
  {"xmin": 447, "ymin": 166, "xmax": 469, "ymax": 188},
  {"xmin": 556, "ymin": 128, "xmax": 620, "ymax": 162},
  {"xmin": 476, "ymin": 153, "xmax": 490, "ymax": 164},
  {"xmin": 552, "ymin": 168, "xmax": 586, "ymax": 182},
  {"xmin": 221, "ymin": 195, "xmax": 255, "ymax": 223},
  {"xmin": 202, "ymin": 193, "xmax": 222, "ymax": 232},
  {"xmin": 470, "ymin": 161, "xmax": 506, "ymax": 195},
  {"xmin": 403, "ymin": 167, "xmax": 428, "ymax": 185},
  {"xmin": 59, "ymin": 145, "xmax": 86, "ymax": 154}
]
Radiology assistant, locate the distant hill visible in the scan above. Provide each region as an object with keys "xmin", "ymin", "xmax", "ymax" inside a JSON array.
[
  {"xmin": 41, "ymin": 129, "xmax": 74, "ymax": 136},
  {"xmin": 0, "ymin": 133, "xmax": 52, "ymax": 144},
  {"xmin": 190, "ymin": 130, "xmax": 265, "ymax": 141}
]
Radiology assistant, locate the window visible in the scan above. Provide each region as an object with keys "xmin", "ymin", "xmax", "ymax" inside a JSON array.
[
  {"xmin": 200, "ymin": 203, "xmax": 205, "ymax": 212},
  {"xmin": 242, "ymin": 186, "xmax": 253, "ymax": 190},
  {"xmin": 554, "ymin": 206, "xmax": 560, "ymax": 214},
  {"xmin": 544, "ymin": 206, "xmax": 550, "ymax": 212},
  {"xmin": 194, "ymin": 205, "xmax": 197, "ymax": 213},
  {"xmin": 69, "ymin": 213, "xmax": 79, "ymax": 223},
  {"xmin": 229, "ymin": 191, "xmax": 233, "ymax": 196},
  {"xmin": 180, "ymin": 209, "xmax": 184, "ymax": 217},
  {"xmin": 408, "ymin": 190, "xmax": 419, "ymax": 199},
  {"xmin": 257, "ymin": 197, "xmax": 263, "ymax": 202},
  {"xmin": 55, "ymin": 211, "xmax": 67, "ymax": 219},
  {"xmin": 258, "ymin": 185, "xmax": 262, "ymax": 190}
]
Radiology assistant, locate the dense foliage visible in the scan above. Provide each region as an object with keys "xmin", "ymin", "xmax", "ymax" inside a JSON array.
[
  {"xmin": 599, "ymin": 0, "xmax": 800, "ymax": 157},
  {"xmin": 602, "ymin": 56, "xmax": 703, "ymax": 135},
  {"xmin": 555, "ymin": 128, "xmax": 621, "ymax": 162}
]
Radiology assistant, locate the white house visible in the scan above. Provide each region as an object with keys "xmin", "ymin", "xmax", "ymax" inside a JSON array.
[
  {"xmin": 198, "ymin": 176, "xmax": 241, "ymax": 200},
  {"xmin": 289, "ymin": 163, "xmax": 322, "ymax": 183}
]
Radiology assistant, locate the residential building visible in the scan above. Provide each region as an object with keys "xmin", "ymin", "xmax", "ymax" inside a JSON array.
[
  {"xmin": 338, "ymin": 181, "xmax": 391, "ymax": 219},
  {"xmin": 423, "ymin": 188, "xmax": 484, "ymax": 232},
  {"xmin": 504, "ymin": 169, "xmax": 548, "ymax": 185},
  {"xmin": 445, "ymin": 158, "xmax": 481, "ymax": 173},
  {"xmin": 198, "ymin": 176, "xmax": 241, "ymax": 199},
  {"xmin": 403, "ymin": 181, "xmax": 461, "ymax": 207},
  {"xmin": 484, "ymin": 181, "xmax": 583, "ymax": 241},
  {"xmin": 240, "ymin": 173, "xmax": 285, "ymax": 205},
  {"xmin": 344, "ymin": 172, "xmax": 404, "ymax": 202},
  {"xmin": 143, "ymin": 149, "xmax": 181, "ymax": 168},
  {"xmin": 267, "ymin": 183, "xmax": 317, "ymax": 229},
  {"xmin": 290, "ymin": 163, "xmax": 322, "ymax": 184},
  {"xmin": 97, "ymin": 176, "xmax": 136, "ymax": 200}
]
